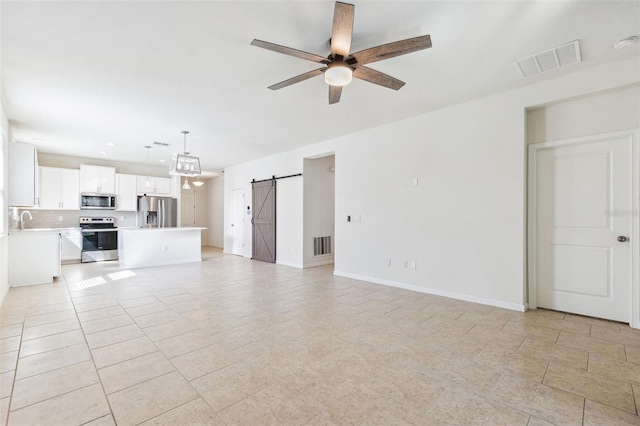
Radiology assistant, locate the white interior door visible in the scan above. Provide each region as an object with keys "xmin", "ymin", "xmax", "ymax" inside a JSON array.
[
  {"xmin": 532, "ymin": 132, "xmax": 635, "ymax": 322},
  {"xmin": 231, "ymin": 188, "xmax": 245, "ymax": 256}
]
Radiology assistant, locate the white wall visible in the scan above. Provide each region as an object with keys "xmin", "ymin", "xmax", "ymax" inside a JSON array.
[
  {"xmin": 303, "ymin": 155, "xmax": 335, "ymax": 267},
  {"xmin": 226, "ymin": 57, "xmax": 639, "ymax": 311},
  {"xmin": 39, "ymin": 152, "xmax": 170, "ymax": 178},
  {"xmin": 223, "ymin": 141, "xmax": 335, "ymax": 265},
  {"xmin": 527, "ymin": 85, "xmax": 640, "ymax": 144},
  {"xmin": 1, "ymin": 0, "xmax": 10, "ymax": 303}
]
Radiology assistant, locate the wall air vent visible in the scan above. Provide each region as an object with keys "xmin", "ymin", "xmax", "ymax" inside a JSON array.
[
  {"xmin": 515, "ymin": 40, "xmax": 581, "ymax": 78},
  {"xmin": 313, "ymin": 236, "xmax": 332, "ymax": 256},
  {"xmin": 153, "ymin": 141, "xmax": 170, "ymax": 147}
]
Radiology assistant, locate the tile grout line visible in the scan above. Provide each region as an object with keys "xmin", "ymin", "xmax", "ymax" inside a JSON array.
[
  {"xmin": 66, "ymin": 270, "xmax": 118, "ymax": 425},
  {"xmin": 4, "ymin": 312, "xmax": 25, "ymax": 426}
]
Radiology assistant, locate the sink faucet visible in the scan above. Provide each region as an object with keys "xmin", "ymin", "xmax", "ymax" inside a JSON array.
[{"xmin": 20, "ymin": 211, "xmax": 33, "ymax": 230}]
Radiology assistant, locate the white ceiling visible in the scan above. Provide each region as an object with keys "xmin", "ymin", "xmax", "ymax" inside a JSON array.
[{"xmin": 1, "ymin": 1, "xmax": 638, "ymax": 175}]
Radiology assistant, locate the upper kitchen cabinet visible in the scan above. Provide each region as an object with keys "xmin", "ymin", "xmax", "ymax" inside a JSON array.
[
  {"xmin": 116, "ymin": 173, "xmax": 137, "ymax": 211},
  {"xmin": 8, "ymin": 143, "xmax": 38, "ymax": 207},
  {"xmin": 136, "ymin": 176, "xmax": 173, "ymax": 197},
  {"xmin": 80, "ymin": 165, "xmax": 115, "ymax": 194},
  {"xmin": 39, "ymin": 167, "xmax": 80, "ymax": 210}
]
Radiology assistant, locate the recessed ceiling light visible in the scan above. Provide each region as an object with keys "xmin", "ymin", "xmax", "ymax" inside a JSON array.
[
  {"xmin": 613, "ymin": 36, "xmax": 638, "ymax": 49},
  {"xmin": 106, "ymin": 143, "xmax": 116, "ymax": 147},
  {"xmin": 159, "ymin": 159, "xmax": 166, "ymax": 163},
  {"xmin": 99, "ymin": 151, "xmax": 107, "ymax": 155}
]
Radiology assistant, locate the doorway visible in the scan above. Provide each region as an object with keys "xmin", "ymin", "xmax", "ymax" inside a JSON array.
[{"xmin": 528, "ymin": 130, "xmax": 639, "ymax": 324}]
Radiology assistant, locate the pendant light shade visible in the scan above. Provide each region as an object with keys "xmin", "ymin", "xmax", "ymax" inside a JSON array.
[
  {"xmin": 182, "ymin": 178, "xmax": 191, "ymax": 190},
  {"xmin": 144, "ymin": 145, "xmax": 152, "ymax": 187},
  {"xmin": 193, "ymin": 177, "xmax": 204, "ymax": 187},
  {"xmin": 169, "ymin": 130, "xmax": 201, "ymax": 177}
]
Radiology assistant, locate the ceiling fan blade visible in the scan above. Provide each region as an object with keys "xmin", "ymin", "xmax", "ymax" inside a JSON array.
[
  {"xmin": 329, "ymin": 85, "xmax": 343, "ymax": 104},
  {"xmin": 251, "ymin": 39, "xmax": 329, "ymax": 64},
  {"xmin": 349, "ymin": 35, "xmax": 432, "ymax": 65},
  {"xmin": 268, "ymin": 69, "xmax": 325, "ymax": 90},
  {"xmin": 330, "ymin": 2, "xmax": 355, "ymax": 58},
  {"xmin": 353, "ymin": 66, "xmax": 405, "ymax": 90}
]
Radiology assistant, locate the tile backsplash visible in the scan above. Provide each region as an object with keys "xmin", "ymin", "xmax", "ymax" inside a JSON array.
[{"xmin": 13, "ymin": 209, "xmax": 137, "ymax": 229}]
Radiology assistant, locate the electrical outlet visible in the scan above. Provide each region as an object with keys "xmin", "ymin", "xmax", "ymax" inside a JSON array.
[
  {"xmin": 353, "ymin": 216, "xmax": 361, "ymax": 223},
  {"xmin": 385, "ymin": 258, "xmax": 391, "ymax": 267},
  {"xmin": 58, "ymin": 216, "xmax": 63, "ymax": 222},
  {"xmin": 402, "ymin": 260, "xmax": 409, "ymax": 268},
  {"xmin": 410, "ymin": 260, "xmax": 417, "ymax": 270},
  {"xmin": 120, "ymin": 216, "xmax": 125, "ymax": 221}
]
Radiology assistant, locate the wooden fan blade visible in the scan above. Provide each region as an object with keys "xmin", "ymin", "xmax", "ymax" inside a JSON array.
[
  {"xmin": 268, "ymin": 69, "xmax": 325, "ymax": 90},
  {"xmin": 349, "ymin": 35, "xmax": 432, "ymax": 65},
  {"xmin": 353, "ymin": 66, "xmax": 405, "ymax": 90},
  {"xmin": 329, "ymin": 85, "xmax": 343, "ymax": 104},
  {"xmin": 331, "ymin": 2, "xmax": 355, "ymax": 58},
  {"xmin": 251, "ymin": 39, "xmax": 329, "ymax": 64}
]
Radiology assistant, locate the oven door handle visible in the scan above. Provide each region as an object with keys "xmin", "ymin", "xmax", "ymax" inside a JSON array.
[{"xmin": 81, "ymin": 229, "xmax": 118, "ymax": 233}]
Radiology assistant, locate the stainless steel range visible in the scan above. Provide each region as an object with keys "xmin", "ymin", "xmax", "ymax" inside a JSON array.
[{"xmin": 80, "ymin": 217, "xmax": 118, "ymax": 263}]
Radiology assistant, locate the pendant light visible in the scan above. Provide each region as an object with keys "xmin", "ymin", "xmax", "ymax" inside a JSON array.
[
  {"xmin": 144, "ymin": 145, "xmax": 152, "ymax": 187},
  {"xmin": 182, "ymin": 178, "xmax": 191, "ymax": 190},
  {"xmin": 193, "ymin": 177, "xmax": 204, "ymax": 187},
  {"xmin": 169, "ymin": 130, "xmax": 201, "ymax": 176}
]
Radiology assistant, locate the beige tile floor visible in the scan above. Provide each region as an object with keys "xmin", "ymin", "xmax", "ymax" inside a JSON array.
[{"xmin": 2, "ymin": 247, "xmax": 640, "ymax": 425}]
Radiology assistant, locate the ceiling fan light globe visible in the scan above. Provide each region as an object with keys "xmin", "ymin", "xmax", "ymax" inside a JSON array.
[{"xmin": 325, "ymin": 64, "xmax": 353, "ymax": 86}]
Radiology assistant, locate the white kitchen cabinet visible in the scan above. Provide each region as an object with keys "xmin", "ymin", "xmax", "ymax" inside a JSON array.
[
  {"xmin": 39, "ymin": 167, "xmax": 80, "ymax": 210},
  {"xmin": 60, "ymin": 228, "xmax": 82, "ymax": 262},
  {"xmin": 9, "ymin": 231, "xmax": 61, "ymax": 286},
  {"xmin": 137, "ymin": 176, "xmax": 173, "ymax": 197},
  {"xmin": 116, "ymin": 173, "xmax": 138, "ymax": 211},
  {"xmin": 8, "ymin": 142, "xmax": 38, "ymax": 207},
  {"xmin": 80, "ymin": 165, "xmax": 116, "ymax": 194}
]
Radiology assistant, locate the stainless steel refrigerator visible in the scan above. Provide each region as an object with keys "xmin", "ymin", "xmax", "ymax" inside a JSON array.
[{"xmin": 137, "ymin": 196, "xmax": 177, "ymax": 228}]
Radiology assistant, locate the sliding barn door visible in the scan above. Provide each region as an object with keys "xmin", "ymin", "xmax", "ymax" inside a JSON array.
[{"xmin": 252, "ymin": 179, "xmax": 276, "ymax": 263}]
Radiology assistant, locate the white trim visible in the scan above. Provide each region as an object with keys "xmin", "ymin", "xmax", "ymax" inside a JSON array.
[
  {"xmin": 0, "ymin": 281, "xmax": 10, "ymax": 306},
  {"xmin": 528, "ymin": 129, "xmax": 640, "ymax": 328},
  {"xmin": 333, "ymin": 270, "xmax": 526, "ymax": 312},
  {"xmin": 303, "ymin": 260, "xmax": 335, "ymax": 268},
  {"xmin": 276, "ymin": 260, "xmax": 303, "ymax": 269}
]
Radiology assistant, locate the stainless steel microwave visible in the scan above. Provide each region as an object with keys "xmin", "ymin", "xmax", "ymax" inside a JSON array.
[{"xmin": 80, "ymin": 193, "xmax": 117, "ymax": 210}]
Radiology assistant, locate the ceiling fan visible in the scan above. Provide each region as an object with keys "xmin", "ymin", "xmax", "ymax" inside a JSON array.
[{"xmin": 251, "ymin": 1, "xmax": 432, "ymax": 105}]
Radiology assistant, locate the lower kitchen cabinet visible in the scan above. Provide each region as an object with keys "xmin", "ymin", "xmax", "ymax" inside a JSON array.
[
  {"xmin": 9, "ymin": 231, "xmax": 61, "ymax": 286},
  {"xmin": 60, "ymin": 228, "xmax": 82, "ymax": 262}
]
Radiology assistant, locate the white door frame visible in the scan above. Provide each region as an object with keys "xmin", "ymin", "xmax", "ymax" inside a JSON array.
[
  {"xmin": 528, "ymin": 129, "xmax": 640, "ymax": 328},
  {"xmin": 231, "ymin": 187, "xmax": 245, "ymax": 256}
]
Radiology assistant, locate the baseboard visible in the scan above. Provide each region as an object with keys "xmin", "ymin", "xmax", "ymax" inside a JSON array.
[
  {"xmin": 0, "ymin": 284, "xmax": 10, "ymax": 306},
  {"xmin": 333, "ymin": 270, "xmax": 526, "ymax": 312},
  {"xmin": 276, "ymin": 260, "xmax": 303, "ymax": 269},
  {"xmin": 303, "ymin": 260, "xmax": 335, "ymax": 268}
]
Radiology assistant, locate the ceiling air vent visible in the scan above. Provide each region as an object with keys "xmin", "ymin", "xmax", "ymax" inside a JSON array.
[
  {"xmin": 515, "ymin": 40, "xmax": 581, "ymax": 78},
  {"xmin": 152, "ymin": 141, "xmax": 170, "ymax": 147}
]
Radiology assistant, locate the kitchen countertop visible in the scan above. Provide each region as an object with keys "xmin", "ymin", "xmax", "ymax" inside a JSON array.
[
  {"xmin": 120, "ymin": 227, "xmax": 206, "ymax": 232},
  {"xmin": 9, "ymin": 227, "xmax": 81, "ymax": 234}
]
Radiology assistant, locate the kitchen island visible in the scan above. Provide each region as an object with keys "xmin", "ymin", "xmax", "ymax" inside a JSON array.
[{"xmin": 118, "ymin": 227, "xmax": 206, "ymax": 269}]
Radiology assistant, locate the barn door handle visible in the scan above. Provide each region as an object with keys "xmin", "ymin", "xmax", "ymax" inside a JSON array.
[{"xmin": 618, "ymin": 236, "xmax": 628, "ymax": 242}]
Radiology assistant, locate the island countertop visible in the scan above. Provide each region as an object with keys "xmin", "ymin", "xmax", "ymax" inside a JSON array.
[{"xmin": 120, "ymin": 227, "xmax": 207, "ymax": 232}]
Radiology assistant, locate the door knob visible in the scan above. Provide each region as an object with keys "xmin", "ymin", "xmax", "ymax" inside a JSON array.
[{"xmin": 618, "ymin": 236, "xmax": 628, "ymax": 242}]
